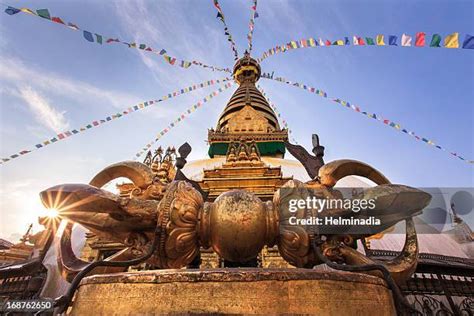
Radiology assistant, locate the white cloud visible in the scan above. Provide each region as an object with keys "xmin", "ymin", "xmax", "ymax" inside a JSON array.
[
  {"xmin": 0, "ymin": 57, "xmax": 140, "ymax": 109},
  {"xmin": 19, "ymin": 87, "xmax": 69, "ymax": 133}
]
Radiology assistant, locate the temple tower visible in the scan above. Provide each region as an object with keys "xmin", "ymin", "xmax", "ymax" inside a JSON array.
[{"xmin": 208, "ymin": 53, "xmax": 288, "ymax": 158}]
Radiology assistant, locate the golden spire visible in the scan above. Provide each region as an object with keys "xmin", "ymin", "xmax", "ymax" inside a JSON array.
[
  {"xmin": 215, "ymin": 54, "xmax": 280, "ymax": 133},
  {"xmin": 208, "ymin": 53, "xmax": 288, "ymax": 158}
]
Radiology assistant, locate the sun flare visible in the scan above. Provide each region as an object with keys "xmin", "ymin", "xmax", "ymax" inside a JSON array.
[{"xmin": 44, "ymin": 207, "xmax": 60, "ymax": 218}]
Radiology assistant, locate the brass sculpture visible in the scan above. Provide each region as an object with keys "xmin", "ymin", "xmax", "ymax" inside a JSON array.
[
  {"xmin": 40, "ymin": 143, "xmax": 430, "ymax": 284},
  {"xmin": 38, "ymin": 53, "xmax": 433, "ymax": 314}
]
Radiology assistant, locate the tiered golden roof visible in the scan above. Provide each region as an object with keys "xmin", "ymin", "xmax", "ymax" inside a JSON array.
[{"xmin": 208, "ymin": 53, "xmax": 288, "ymax": 158}]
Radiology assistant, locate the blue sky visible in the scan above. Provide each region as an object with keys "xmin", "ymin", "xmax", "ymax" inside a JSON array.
[{"xmin": 0, "ymin": 0, "xmax": 473, "ymax": 240}]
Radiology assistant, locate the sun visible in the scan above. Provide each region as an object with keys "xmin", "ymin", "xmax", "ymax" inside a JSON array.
[{"xmin": 44, "ymin": 207, "xmax": 60, "ymax": 218}]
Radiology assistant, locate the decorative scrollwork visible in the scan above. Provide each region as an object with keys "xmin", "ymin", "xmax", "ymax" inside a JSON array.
[
  {"xmin": 130, "ymin": 182, "xmax": 166, "ymax": 200},
  {"xmin": 156, "ymin": 181, "xmax": 203, "ymax": 268},
  {"xmin": 124, "ymin": 232, "xmax": 149, "ymax": 257},
  {"xmin": 459, "ymin": 297, "xmax": 474, "ymax": 316},
  {"xmin": 275, "ymin": 180, "xmax": 315, "ymax": 267},
  {"xmin": 278, "ymin": 227, "xmax": 311, "ymax": 267},
  {"xmin": 407, "ymin": 294, "xmax": 455, "ymax": 316}
]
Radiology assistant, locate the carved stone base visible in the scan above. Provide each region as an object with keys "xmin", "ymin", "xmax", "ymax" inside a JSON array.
[{"xmin": 69, "ymin": 269, "xmax": 396, "ymax": 315}]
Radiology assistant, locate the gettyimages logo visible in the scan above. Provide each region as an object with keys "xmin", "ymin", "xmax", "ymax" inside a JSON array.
[
  {"xmin": 288, "ymin": 196, "xmax": 377, "ymax": 213},
  {"xmin": 278, "ymin": 187, "xmax": 473, "ymax": 235}
]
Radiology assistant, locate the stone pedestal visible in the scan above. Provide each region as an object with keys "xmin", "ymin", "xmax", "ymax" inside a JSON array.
[{"xmin": 69, "ymin": 268, "xmax": 396, "ymax": 315}]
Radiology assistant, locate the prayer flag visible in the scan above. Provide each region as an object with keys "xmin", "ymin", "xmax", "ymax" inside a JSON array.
[
  {"xmin": 52, "ymin": 17, "xmax": 65, "ymax": 24},
  {"xmin": 462, "ymin": 34, "xmax": 474, "ymax": 49},
  {"xmin": 366, "ymin": 37, "xmax": 375, "ymax": 45},
  {"xmin": 401, "ymin": 34, "xmax": 412, "ymax": 46},
  {"xmin": 20, "ymin": 8, "xmax": 36, "ymax": 15},
  {"xmin": 444, "ymin": 32, "xmax": 459, "ymax": 48},
  {"xmin": 67, "ymin": 22, "xmax": 79, "ymax": 30},
  {"xmin": 415, "ymin": 32, "xmax": 425, "ymax": 47},
  {"xmin": 5, "ymin": 6, "xmax": 21, "ymax": 15},
  {"xmin": 83, "ymin": 31, "xmax": 94, "ymax": 42},
  {"xmin": 430, "ymin": 34, "xmax": 442, "ymax": 47},
  {"xmin": 389, "ymin": 35, "xmax": 398, "ymax": 46},
  {"xmin": 376, "ymin": 34, "xmax": 385, "ymax": 45},
  {"xmin": 95, "ymin": 34, "xmax": 103, "ymax": 44},
  {"xmin": 36, "ymin": 9, "xmax": 51, "ymax": 20}
]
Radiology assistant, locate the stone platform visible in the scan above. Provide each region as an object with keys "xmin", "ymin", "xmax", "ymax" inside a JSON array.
[{"xmin": 69, "ymin": 268, "xmax": 396, "ymax": 315}]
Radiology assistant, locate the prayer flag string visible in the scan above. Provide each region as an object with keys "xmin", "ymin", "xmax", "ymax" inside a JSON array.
[
  {"xmin": 3, "ymin": 5, "xmax": 231, "ymax": 73},
  {"xmin": 261, "ymin": 74, "xmax": 473, "ymax": 164},
  {"xmin": 257, "ymin": 33, "xmax": 474, "ymax": 63},
  {"xmin": 0, "ymin": 78, "xmax": 232, "ymax": 165},
  {"xmin": 212, "ymin": 0, "xmax": 239, "ymax": 60},
  {"xmin": 133, "ymin": 82, "xmax": 234, "ymax": 159},
  {"xmin": 247, "ymin": 0, "xmax": 258, "ymax": 54},
  {"xmin": 256, "ymin": 84, "xmax": 298, "ymax": 144}
]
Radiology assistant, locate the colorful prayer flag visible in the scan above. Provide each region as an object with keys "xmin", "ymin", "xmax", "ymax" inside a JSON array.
[
  {"xmin": 52, "ymin": 17, "xmax": 65, "ymax": 24},
  {"xmin": 415, "ymin": 32, "xmax": 425, "ymax": 47},
  {"xmin": 67, "ymin": 22, "xmax": 79, "ymax": 30},
  {"xmin": 430, "ymin": 34, "xmax": 442, "ymax": 47},
  {"xmin": 20, "ymin": 8, "xmax": 36, "ymax": 15},
  {"xmin": 376, "ymin": 34, "xmax": 385, "ymax": 45},
  {"xmin": 401, "ymin": 34, "xmax": 412, "ymax": 46},
  {"xmin": 95, "ymin": 34, "xmax": 103, "ymax": 44},
  {"xmin": 4, "ymin": 6, "xmax": 21, "ymax": 15},
  {"xmin": 462, "ymin": 34, "xmax": 474, "ymax": 49},
  {"xmin": 389, "ymin": 35, "xmax": 398, "ymax": 46},
  {"xmin": 366, "ymin": 37, "xmax": 375, "ymax": 45},
  {"xmin": 444, "ymin": 32, "xmax": 459, "ymax": 48},
  {"xmin": 36, "ymin": 9, "xmax": 51, "ymax": 20},
  {"xmin": 83, "ymin": 31, "xmax": 94, "ymax": 42}
]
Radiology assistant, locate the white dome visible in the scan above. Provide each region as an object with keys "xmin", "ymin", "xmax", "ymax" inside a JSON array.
[{"xmin": 369, "ymin": 219, "xmax": 470, "ymax": 258}]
